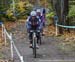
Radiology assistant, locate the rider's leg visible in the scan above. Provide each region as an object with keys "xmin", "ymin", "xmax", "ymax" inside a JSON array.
[
  {"xmin": 42, "ymin": 22, "xmax": 46, "ymax": 35},
  {"xmin": 29, "ymin": 32, "xmax": 33, "ymax": 47},
  {"xmin": 36, "ymin": 32, "xmax": 40, "ymax": 44}
]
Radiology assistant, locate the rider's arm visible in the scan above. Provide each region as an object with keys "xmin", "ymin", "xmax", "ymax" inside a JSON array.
[
  {"xmin": 26, "ymin": 16, "xmax": 30, "ymax": 22},
  {"xmin": 38, "ymin": 19, "xmax": 43, "ymax": 30},
  {"xmin": 26, "ymin": 16, "xmax": 31, "ymax": 30}
]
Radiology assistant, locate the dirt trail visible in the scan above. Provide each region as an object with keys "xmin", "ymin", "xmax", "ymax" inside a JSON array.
[
  {"xmin": 10, "ymin": 22, "xmax": 75, "ymax": 62},
  {"xmin": 1, "ymin": 22, "xmax": 75, "ymax": 62}
]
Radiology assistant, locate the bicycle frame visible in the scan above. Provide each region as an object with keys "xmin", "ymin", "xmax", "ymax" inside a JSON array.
[{"xmin": 30, "ymin": 30, "xmax": 41, "ymax": 46}]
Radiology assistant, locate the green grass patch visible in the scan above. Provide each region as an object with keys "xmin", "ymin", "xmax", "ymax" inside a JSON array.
[{"xmin": 0, "ymin": 52, "xmax": 4, "ymax": 59}]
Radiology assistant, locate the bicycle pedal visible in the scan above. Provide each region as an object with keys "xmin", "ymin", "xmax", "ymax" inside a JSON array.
[
  {"xmin": 32, "ymin": 47, "xmax": 39, "ymax": 49},
  {"xmin": 36, "ymin": 46, "xmax": 39, "ymax": 49},
  {"xmin": 29, "ymin": 46, "xmax": 33, "ymax": 48}
]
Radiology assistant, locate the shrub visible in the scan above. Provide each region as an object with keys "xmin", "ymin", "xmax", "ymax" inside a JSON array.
[
  {"xmin": 68, "ymin": 6, "xmax": 75, "ymax": 25},
  {"xmin": 46, "ymin": 12, "xmax": 55, "ymax": 25},
  {"xmin": 6, "ymin": 1, "xmax": 33, "ymax": 21},
  {"xmin": 68, "ymin": 6, "xmax": 75, "ymax": 18}
]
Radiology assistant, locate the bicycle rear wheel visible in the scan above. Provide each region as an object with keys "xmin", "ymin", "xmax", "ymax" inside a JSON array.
[
  {"xmin": 39, "ymin": 33, "xmax": 42, "ymax": 45},
  {"xmin": 39, "ymin": 36, "xmax": 42, "ymax": 45}
]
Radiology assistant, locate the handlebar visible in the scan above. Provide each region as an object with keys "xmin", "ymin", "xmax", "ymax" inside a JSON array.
[{"xmin": 30, "ymin": 30, "xmax": 40, "ymax": 32}]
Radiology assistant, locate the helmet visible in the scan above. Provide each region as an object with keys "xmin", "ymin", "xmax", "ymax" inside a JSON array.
[
  {"xmin": 36, "ymin": 9, "xmax": 41, "ymax": 13},
  {"xmin": 30, "ymin": 11, "xmax": 36, "ymax": 16}
]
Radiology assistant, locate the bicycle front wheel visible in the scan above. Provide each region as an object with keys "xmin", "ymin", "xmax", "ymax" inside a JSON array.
[{"xmin": 33, "ymin": 37, "xmax": 37, "ymax": 58}]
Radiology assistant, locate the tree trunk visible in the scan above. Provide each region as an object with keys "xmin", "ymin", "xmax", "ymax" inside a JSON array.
[
  {"xmin": 66, "ymin": 17, "xmax": 70, "ymax": 33},
  {"xmin": 56, "ymin": 0, "xmax": 63, "ymax": 34}
]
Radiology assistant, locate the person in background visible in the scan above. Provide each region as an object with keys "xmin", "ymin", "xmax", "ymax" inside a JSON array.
[
  {"xmin": 42, "ymin": 8, "xmax": 46, "ymax": 27},
  {"xmin": 36, "ymin": 9, "xmax": 46, "ymax": 35}
]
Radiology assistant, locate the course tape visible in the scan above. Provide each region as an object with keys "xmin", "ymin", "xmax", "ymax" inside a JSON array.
[{"xmin": 56, "ymin": 24, "xmax": 75, "ymax": 28}]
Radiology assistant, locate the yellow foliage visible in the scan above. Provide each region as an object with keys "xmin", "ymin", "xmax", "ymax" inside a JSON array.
[
  {"xmin": 16, "ymin": 1, "xmax": 27, "ymax": 12},
  {"xmin": 40, "ymin": 0, "xmax": 48, "ymax": 7},
  {"xmin": 6, "ymin": 10, "xmax": 13, "ymax": 17},
  {"xmin": 18, "ymin": 1, "xmax": 24, "ymax": 8},
  {"xmin": 6, "ymin": 0, "xmax": 33, "ymax": 19}
]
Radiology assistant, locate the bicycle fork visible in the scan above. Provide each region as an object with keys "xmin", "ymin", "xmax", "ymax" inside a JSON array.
[{"xmin": 32, "ymin": 33, "xmax": 36, "ymax": 48}]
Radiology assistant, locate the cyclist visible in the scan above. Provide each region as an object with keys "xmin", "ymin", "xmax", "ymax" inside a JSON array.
[
  {"xmin": 36, "ymin": 9, "xmax": 42, "ymax": 22},
  {"xmin": 26, "ymin": 11, "xmax": 42, "ymax": 48},
  {"xmin": 42, "ymin": 8, "xmax": 46, "ymax": 27},
  {"xmin": 36, "ymin": 9, "xmax": 45, "ymax": 35}
]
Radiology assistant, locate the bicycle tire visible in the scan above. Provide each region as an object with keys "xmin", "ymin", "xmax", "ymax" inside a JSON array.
[
  {"xmin": 39, "ymin": 33, "xmax": 42, "ymax": 45},
  {"xmin": 33, "ymin": 37, "xmax": 37, "ymax": 58},
  {"xmin": 39, "ymin": 37, "xmax": 42, "ymax": 45}
]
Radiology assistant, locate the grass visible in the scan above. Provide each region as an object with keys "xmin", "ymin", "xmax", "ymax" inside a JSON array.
[
  {"xmin": 57, "ymin": 40, "xmax": 75, "ymax": 56},
  {"xmin": 0, "ymin": 52, "xmax": 4, "ymax": 59}
]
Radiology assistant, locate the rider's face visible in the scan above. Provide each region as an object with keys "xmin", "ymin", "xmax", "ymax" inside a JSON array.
[
  {"xmin": 32, "ymin": 16, "xmax": 36, "ymax": 19},
  {"xmin": 37, "ymin": 12, "xmax": 41, "ymax": 16}
]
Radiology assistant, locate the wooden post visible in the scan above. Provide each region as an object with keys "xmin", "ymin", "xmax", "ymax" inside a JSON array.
[
  {"xmin": 20, "ymin": 56, "xmax": 24, "ymax": 62},
  {"xmin": 2, "ymin": 24, "xmax": 4, "ymax": 38},
  {"xmin": 10, "ymin": 33, "xmax": 14, "ymax": 61},
  {"xmin": 56, "ymin": 21, "xmax": 58, "ymax": 36},
  {"xmin": 4, "ymin": 29, "xmax": 7, "ymax": 46}
]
